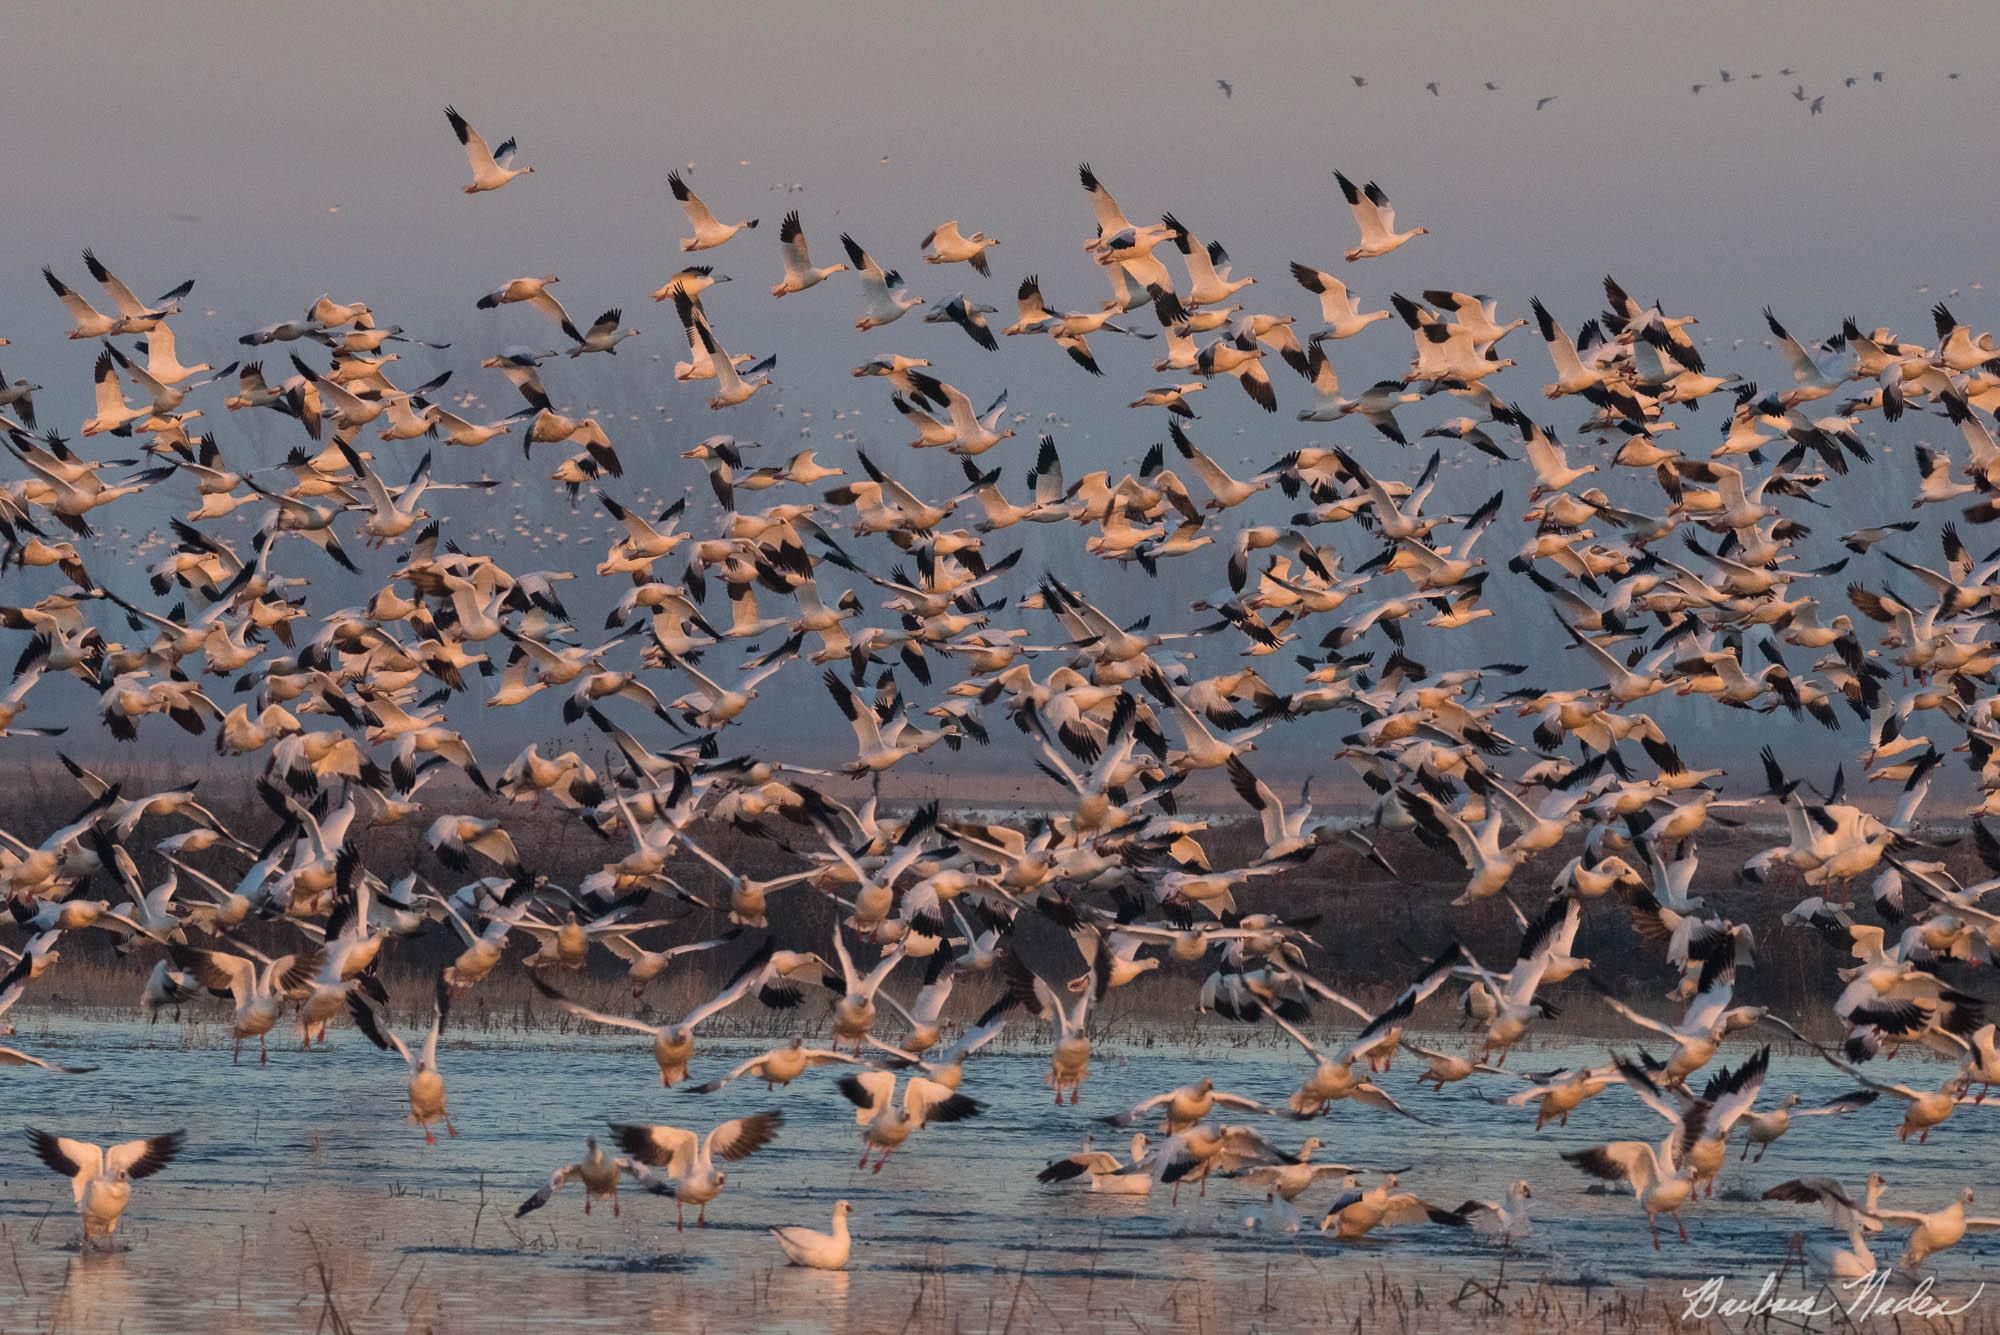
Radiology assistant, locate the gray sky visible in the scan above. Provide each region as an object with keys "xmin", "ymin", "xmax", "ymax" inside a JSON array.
[{"xmin": 4, "ymin": 1, "xmax": 1995, "ymax": 777}]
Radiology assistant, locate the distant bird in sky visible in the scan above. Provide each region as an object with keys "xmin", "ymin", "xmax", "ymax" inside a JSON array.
[
  {"xmin": 1425, "ymin": 81, "xmax": 1439, "ymax": 96},
  {"xmin": 1536, "ymin": 96, "xmax": 1556, "ymax": 110},
  {"xmin": 1350, "ymin": 75, "xmax": 1366, "ymax": 87},
  {"xmin": 1216, "ymin": 79, "xmax": 1232, "ymax": 99}
]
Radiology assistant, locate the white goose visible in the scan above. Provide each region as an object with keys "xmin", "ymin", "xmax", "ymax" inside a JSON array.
[
  {"xmin": 771, "ymin": 211, "xmax": 847, "ymax": 297},
  {"xmin": 841, "ymin": 233, "xmax": 923, "ymax": 329},
  {"xmin": 1335, "ymin": 171, "xmax": 1427, "ymax": 261},
  {"xmin": 609, "ymin": 1112, "xmax": 784, "ymax": 1229},
  {"xmin": 920, "ymin": 221, "xmax": 998, "ymax": 275},
  {"xmin": 27, "ymin": 1129, "xmax": 184, "ymax": 1248},
  {"xmin": 1290, "ymin": 262, "xmax": 1391, "ymax": 339},
  {"xmin": 347, "ymin": 974, "xmax": 455, "ymax": 1143},
  {"xmin": 771, "ymin": 1199, "xmax": 853, "ymax": 1269},
  {"xmin": 669, "ymin": 171, "xmax": 757, "ymax": 251},
  {"xmin": 445, "ymin": 105, "xmax": 533, "ymax": 192}
]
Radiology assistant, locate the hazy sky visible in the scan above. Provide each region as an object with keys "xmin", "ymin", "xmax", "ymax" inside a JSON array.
[{"xmin": 4, "ymin": 1, "xmax": 1996, "ymax": 774}]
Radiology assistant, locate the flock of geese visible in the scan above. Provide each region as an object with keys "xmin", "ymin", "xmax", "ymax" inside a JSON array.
[{"xmin": 4, "ymin": 103, "xmax": 2000, "ymax": 1282}]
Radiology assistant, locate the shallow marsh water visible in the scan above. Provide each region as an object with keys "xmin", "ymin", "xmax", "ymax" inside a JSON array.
[{"xmin": 2, "ymin": 1015, "xmax": 1997, "ymax": 1332}]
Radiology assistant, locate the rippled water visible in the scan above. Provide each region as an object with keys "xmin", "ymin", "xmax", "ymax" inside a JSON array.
[{"xmin": 2, "ymin": 1016, "xmax": 1996, "ymax": 1332}]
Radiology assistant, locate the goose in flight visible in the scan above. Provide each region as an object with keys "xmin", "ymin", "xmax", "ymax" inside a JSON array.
[
  {"xmin": 26, "ymin": 1129, "xmax": 184, "ymax": 1249},
  {"xmin": 771, "ymin": 211, "xmax": 848, "ymax": 297},
  {"xmin": 771, "ymin": 1199, "xmax": 853, "ymax": 1269},
  {"xmin": 1870, "ymin": 1186, "xmax": 2000, "ymax": 1270},
  {"xmin": 1334, "ymin": 171, "xmax": 1427, "ymax": 261},
  {"xmin": 841, "ymin": 233, "xmax": 923, "ymax": 329},
  {"xmin": 515, "ymin": 1135, "xmax": 649, "ymax": 1218},
  {"xmin": 81, "ymin": 248, "xmax": 190, "ymax": 332},
  {"xmin": 668, "ymin": 171, "xmax": 757, "ymax": 251},
  {"xmin": 475, "ymin": 276, "xmax": 581, "ymax": 343},
  {"xmin": 170, "ymin": 941, "xmax": 322, "ymax": 1063},
  {"xmin": 528, "ymin": 947, "xmax": 765, "ymax": 1085},
  {"xmin": 1562, "ymin": 1095, "xmax": 1703, "ymax": 1250},
  {"xmin": 1290, "ymin": 263, "xmax": 1391, "ymax": 340},
  {"xmin": 566, "ymin": 308, "xmax": 639, "ymax": 357},
  {"xmin": 920, "ymin": 221, "xmax": 998, "ymax": 276},
  {"xmin": 690, "ymin": 1035, "xmax": 864, "ymax": 1093},
  {"xmin": 673, "ymin": 291, "xmax": 774, "ymax": 408},
  {"xmin": 1320, "ymin": 1173, "xmax": 1468, "ymax": 1241},
  {"xmin": 610, "ymin": 1112, "xmax": 783, "ymax": 1228},
  {"xmin": 1102, "ymin": 1076, "xmax": 1284, "ymax": 1132},
  {"xmin": 839, "ymin": 1070, "xmax": 982, "ymax": 1172},
  {"xmin": 445, "ymin": 105, "xmax": 533, "ymax": 192},
  {"xmin": 348, "ymin": 973, "xmax": 455, "ymax": 1143}
]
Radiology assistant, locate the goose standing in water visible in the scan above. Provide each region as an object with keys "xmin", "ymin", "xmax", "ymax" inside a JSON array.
[
  {"xmin": 609, "ymin": 1112, "xmax": 783, "ymax": 1229},
  {"xmin": 771, "ymin": 1199, "xmax": 853, "ymax": 1269},
  {"xmin": 1561, "ymin": 1078, "xmax": 1705, "ymax": 1250},
  {"xmin": 169, "ymin": 941, "xmax": 322, "ymax": 1064},
  {"xmin": 347, "ymin": 973, "xmax": 455, "ymax": 1143},
  {"xmin": 444, "ymin": 105, "xmax": 533, "ymax": 192},
  {"xmin": 27, "ymin": 1129, "xmax": 184, "ymax": 1249}
]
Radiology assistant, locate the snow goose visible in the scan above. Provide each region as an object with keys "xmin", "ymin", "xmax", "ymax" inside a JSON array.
[
  {"xmin": 26, "ymin": 1129, "xmax": 184, "ymax": 1249},
  {"xmin": 43, "ymin": 266, "xmax": 124, "ymax": 338},
  {"xmin": 1226, "ymin": 1139, "xmax": 1391, "ymax": 1201},
  {"xmin": 609, "ymin": 1112, "xmax": 783, "ymax": 1229},
  {"xmin": 669, "ymin": 171, "xmax": 757, "ymax": 251},
  {"xmin": 1102, "ymin": 1076, "xmax": 1283, "ymax": 1133},
  {"xmin": 771, "ymin": 1200, "xmax": 853, "ymax": 1268},
  {"xmin": 922, "ymin": 294, "xmax": 1000, "ymax": 350},
  {"xmin": 514, "ymin": 1136, "xmax": 648, "ymax": 1217},
  {"xmin": 771, "ymin": 211, "xmax": 847, "ymax": 297},
  {"xmin": 838, "ymin": 1070, "xmax": 981, "ymax": 1172},
  {"xmin": 1037, "ymin": 1132, "xmax": 1155, "ymax": 1194},
  {"xmin": 996, "ymin": 951, "xmax": 1092, "ymax": 1102},
  {"xmin": 444, "ymin": 105, "xmax": 533, "ymax": 192},
  {"xmin": 169, "ymin": 940, "xmax": 321, "ymax": 1063},
  {"xmin": 1319, "ymin": 1173, "xmax": 1467, "ymax": 1240},
  {"xmin": 75, "ymin": 248, "xmax": 191, "ymax": 334},
  {"xmin": 566, "ymin": 308, "xmax": 639, "ymax": 357},
  {"xmin": 1161, "ymin": 214, "xmax": 1255, "ymax": 306},
  {"xmin": 348, "ymin": 973, "xmax": 455, "ymax": 1143},
  {"xmin": 905, "ymin": 372, "xmax": 1014, "ymax": 455},
  {"xmin": 1154, "ymin": 1123, "xmax": 1296, "ymax": 1200},
  {"xmin": 691, "ymin": 1036, "xmax": 863, "ymax": 1094},
  {"xmin": 840, "ymin": 234, "xmax": 923, "ymax": 329},
  {"xmin": 1334, "ymin": 171, "xmax": 1426, "ymax": 261},
  {"xmin": 1739, "ymin": 1087, "xmax": 1879, "ymax": 1161},
  {"xmin": 476, "ymin": 276, "xmax": 581, "ymax": 342},
  {"xmin": 674, "ymin": 291, "xmax": 774, "ymax": 408},
  {"xmin": 1292, "ymin": 345, "xmax": 1418, "ymax": 439},
  {"xmin": 1762, "ymin": 1175, "xmax": 1885, "ymax": 1279},
  {"xmin": 1453, "ymin": 1181, "xmax": 1534, "ymax": 1244},
  {"xmin": 920, "ymin": 221, "xmax": 997, "ymax": 275},
  {"xmin": 1561, "ymin": 1097, "xmax": 1703, "ymax": 1250},
  {"xmin": 1870, "ymin": 1186, "xmax": 2000, "ymax": 1269},
  {"xmin": 1290, "ymin": 262, "xmax": 1390, "ymax": 339},
  {"xmin": 528, "ymin": 945, "xmax": 764, "ymax": 1086}
]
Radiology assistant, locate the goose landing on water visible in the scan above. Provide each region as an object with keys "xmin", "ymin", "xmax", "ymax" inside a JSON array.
[{"xmin": 27, "ymin": 1129, "xmax": 184, "ymax": 1249}]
